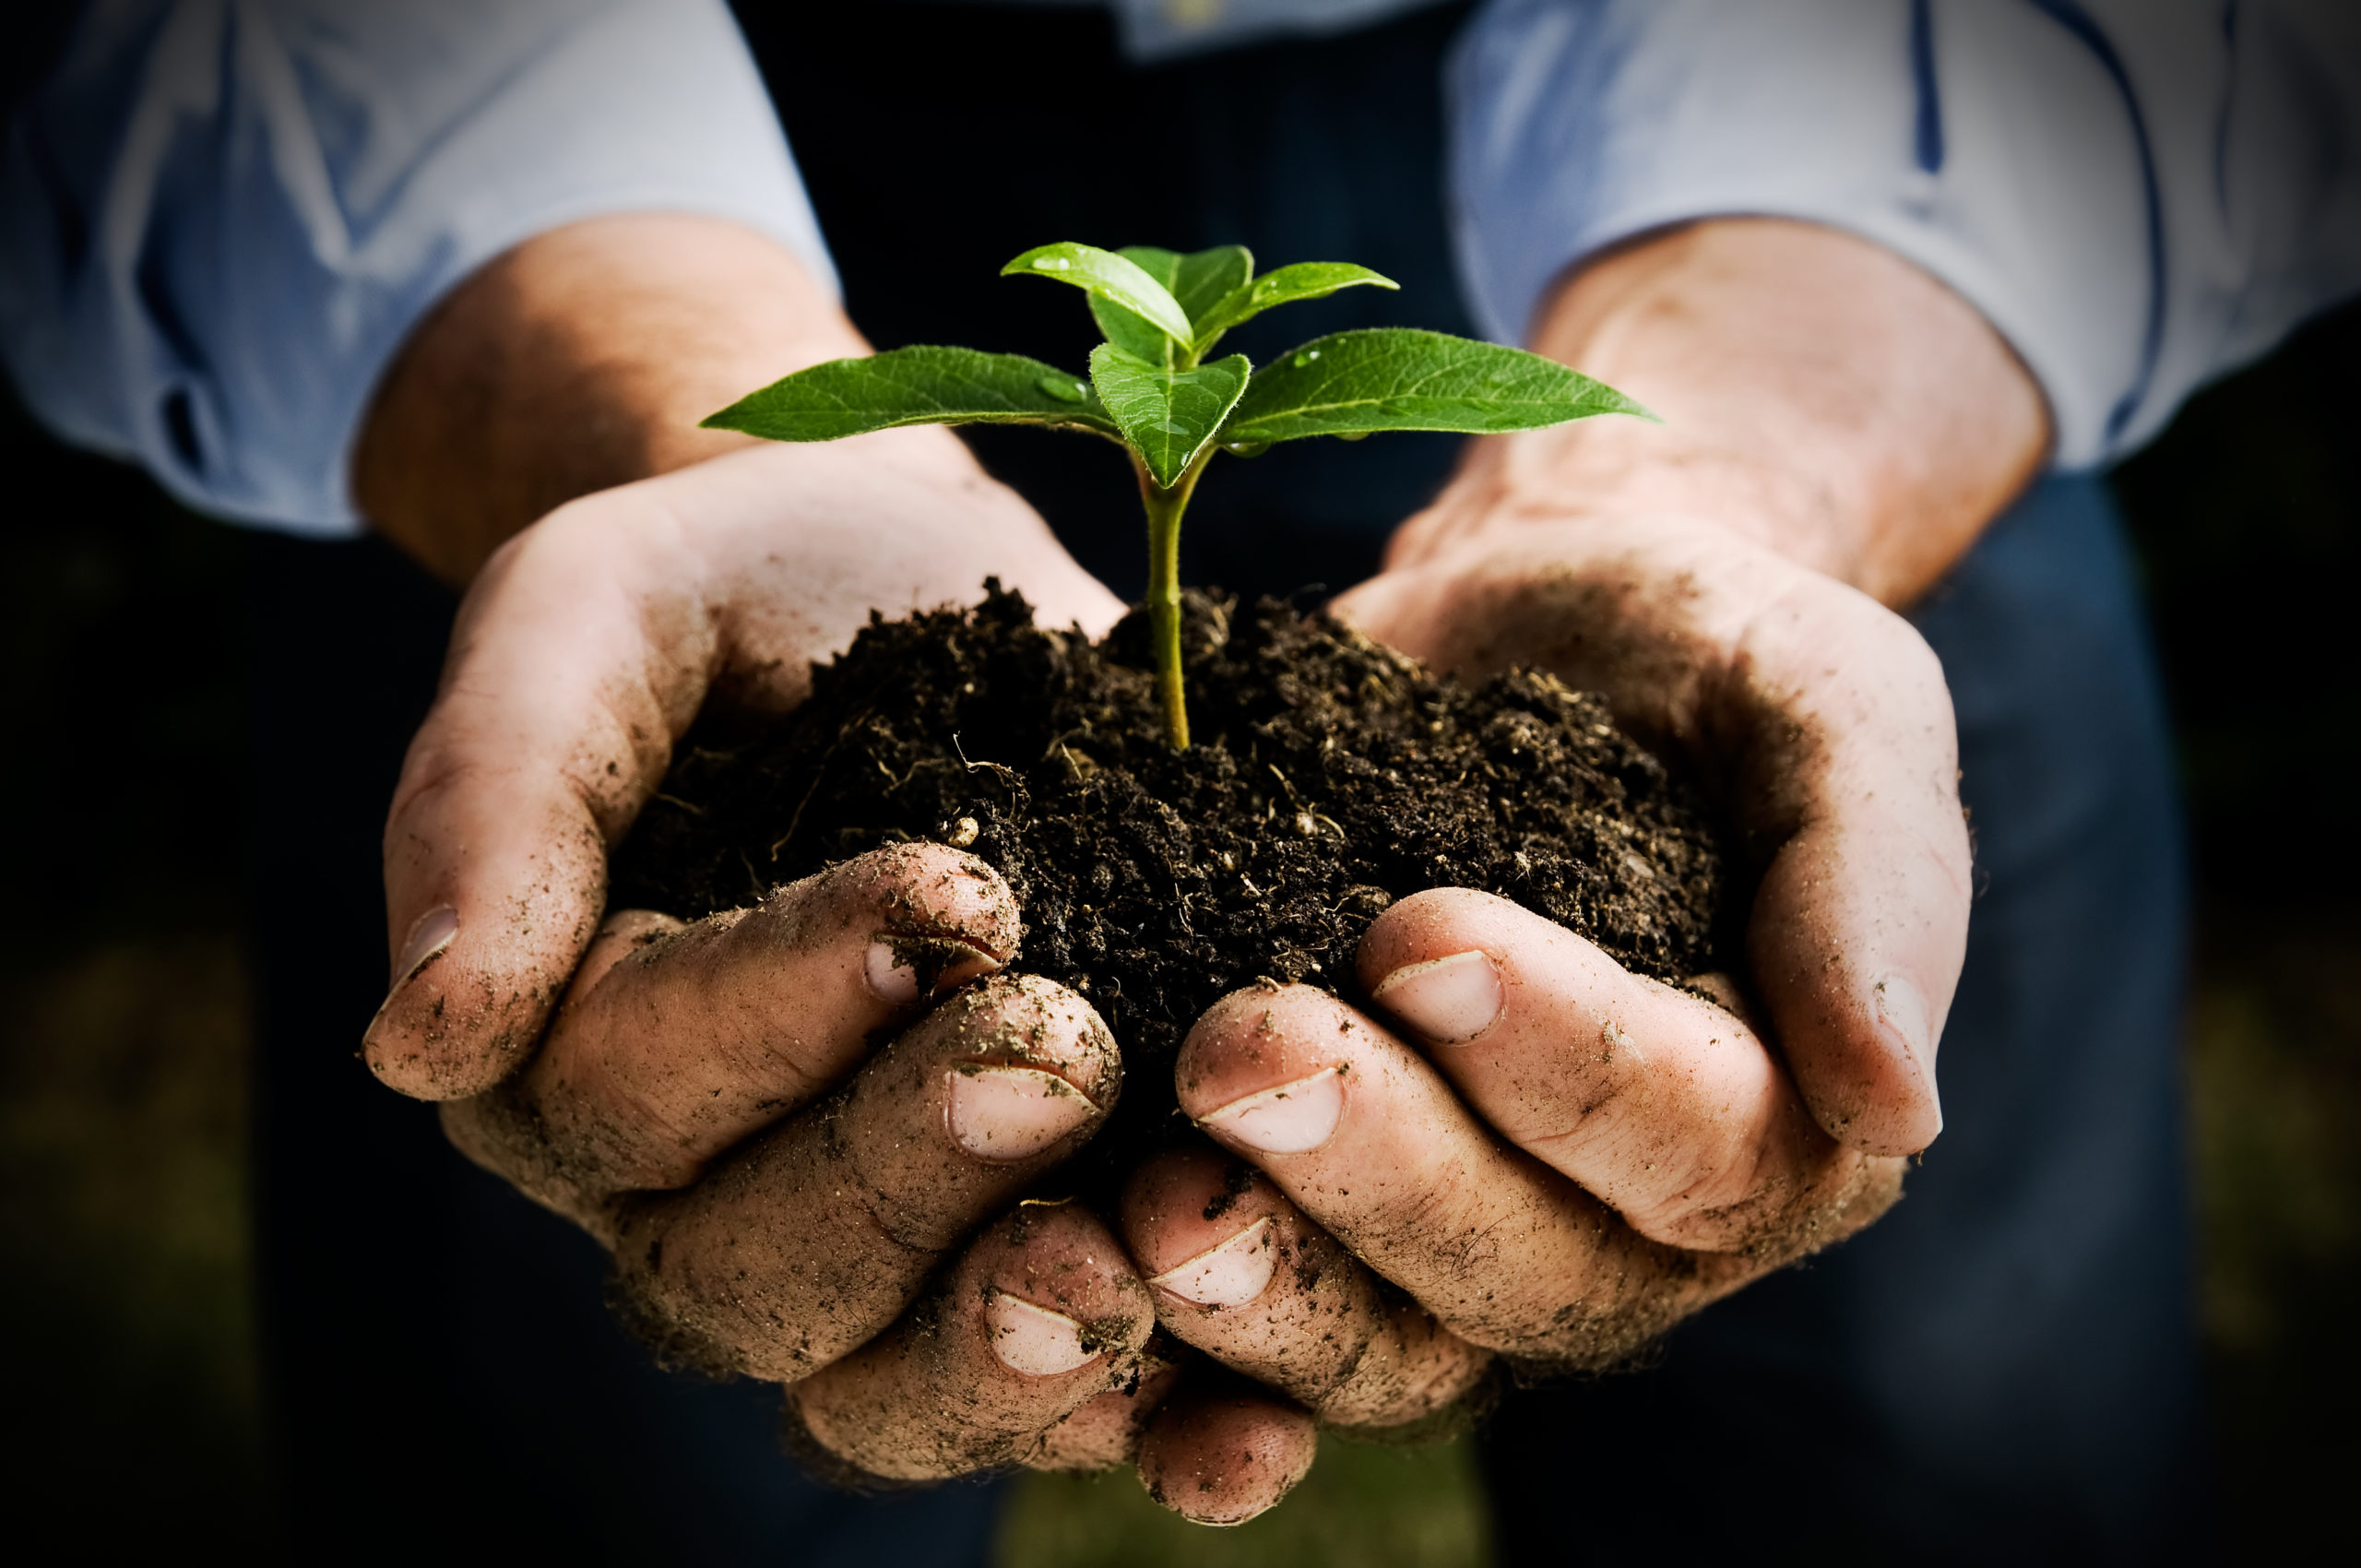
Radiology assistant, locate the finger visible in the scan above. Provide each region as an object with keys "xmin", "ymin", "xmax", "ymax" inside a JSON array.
[
  {"xmin": 1176, "ymin": 983, "xmax": 1766, "ymax": 1366},
  {"xmin": 789, "ymin": 1205, "xmax": 1156, "ymax": 1481},
  {"xmin": 440, "ymin": 842, "xmax": 1018, "ymax": 1220},
  {"xmin": 1718, "ymin": 555, "xmax": 1967, "ymax": 1155},
  {"xmin": 1358, "ymin": 889, "xmax": 1877, "ymax": 1252},
  {"xmin": 1121, "ymin": 1143, "xmax": 1490, "ymax": 1428},
  {"xmin": 1025, "ymin": 1357, "xmax": 1186, "ymax": 1474},
  {"xmin": 1135, "ymin": 1368, "xmax": 1320, "ymax": 1527},
  {"xmin": 364, "ymin": 439, "xmax": 1126, "ymax": 1103},
  {"xmin": 365, "ymin": 502, "xmax": 715, "ymax": 1099},
  {"xmin": 598, "ymin": 973, "xmax": 1120, "ymax": 1381},
  {"xmin": 364, "ymin": 424, "xmax": 1134, "ymax": 1104},
  {"xmin": 1338, "ymin": 518, "xmax": 1968, "ymax": 1154}
]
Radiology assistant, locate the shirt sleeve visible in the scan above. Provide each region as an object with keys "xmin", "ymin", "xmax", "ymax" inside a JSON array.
[
  {"xmin": 1446, "ymin": 0, "xmax": 2361, "ymax": 469},
  {"xmin": 0, "ymin": 0, "xmax": 835, "ymax": 536}
]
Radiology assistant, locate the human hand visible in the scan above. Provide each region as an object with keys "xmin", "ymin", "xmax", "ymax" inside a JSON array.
[
  {"xmin": 1112, "ymin": 509, "xmax": 1964, "ymax": 1468},
  {"xmin": 356, "ymin": 434, "xmax": 1256, "ymax": 1481},
  {"xmin": 348, "ymin": 214, "xmax": 1347, "ymax": 1503},
  {"xmin": 1345, "ymin": 512, "xmax": 1970, "ymax": 1155},
  {"xmin": 1107, "ymin": 216, "xmax": 2032, "ymax": 1513}
]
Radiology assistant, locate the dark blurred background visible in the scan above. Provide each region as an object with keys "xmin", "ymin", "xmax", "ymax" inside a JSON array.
[{"xmin": 2, "ymin": 279, "xmax": 2355, "ymax": 1557}]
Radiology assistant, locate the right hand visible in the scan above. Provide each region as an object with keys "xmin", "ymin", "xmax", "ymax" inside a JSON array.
[
  {"xmin": 1110, "ymin": 505, "xmax": 1967, "ymax": 1494},
  {"xmin": 360, "ymin": 434, "xmax": 1256, "ymax": 1483}
]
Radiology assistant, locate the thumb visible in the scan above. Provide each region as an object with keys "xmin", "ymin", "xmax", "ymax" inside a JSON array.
[
  {"xmin": 1683, "ymin": 564, "xmax": 1971, "ymax": 1156},
  {"xmin": 364, "ymin": 500, "xmax": 713, "ymax": 1099}
]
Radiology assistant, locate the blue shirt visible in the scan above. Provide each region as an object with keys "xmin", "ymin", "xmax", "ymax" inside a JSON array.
[
  {"xmin": 1, "ymin": 0, "xmax": 830, "ymax": 535},
  {"xmin": 4, "ymin": 0, "xmax": 2356, "ymax": 535}
]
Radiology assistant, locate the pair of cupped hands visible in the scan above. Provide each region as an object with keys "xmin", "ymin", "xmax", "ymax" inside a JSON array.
[{"xmin": 361, "ymin": 420, "xmax": 1968, "ymax": 1525}]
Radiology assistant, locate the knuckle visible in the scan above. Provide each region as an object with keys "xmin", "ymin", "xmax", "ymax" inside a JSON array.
[
  {"xmin": 1352, "ymin": 1167, "xmax": 1511, "ymax": 1296},
  {"xmin": 839, "ymin": 1149, "xmax": 967, "ymax": 1261},
  {"xmin": 540, "ymin": 1053, "xmax": 710, "ymax": 1194},
  {"xmin": 1320, "ymin": 1314, "xmax": 1488, "ymax": 1430},
  {"xmin": 438, "ymin": 1091, "xmax": 617, "ymax": 1235},
  {"xmin": 383, "ymin": 737, "xmax": 510, "ymax": 834},
  {"xmin": 607, "ymin": 1227, "xmax": 780, "ymax": 1384},
  {"xmin": 609, "ymin": 1160, "xmax": 937, "ymax": 1384}
]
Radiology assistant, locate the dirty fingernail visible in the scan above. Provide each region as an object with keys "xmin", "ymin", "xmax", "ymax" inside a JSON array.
[
  {"xmin": 1198, "ymin": 1070, "xmax": 1345, "ymax": 1155},
  {"xmin": 1874, "ymin": 972, "xmax": 1937, "ymax": 1083},
  {"xmin": 984, "ymin": 1289, "xmax": 1098, "ymax": 1376},
  {"xmin": 1150, "ymin": 1217, "xmax": 1276, "ymax": 1308},
  {"xmin": 866, "ymin": 942, "xmax": 922, "ymax": 1003},
  {"xmin": 946, "ymin": 1066, "xmax": 1096, "ymax": 1161},
  {"xmin": 867, "ymin": 937, "xmax": 999, "ymax": 1004},
  {"xmin": 390, "ymin": 905, "xmax": 458, "ymax": 988},
  {"xmin": 1371, "ymin": 950, "xmax": 1504, "ymax": 1045}
]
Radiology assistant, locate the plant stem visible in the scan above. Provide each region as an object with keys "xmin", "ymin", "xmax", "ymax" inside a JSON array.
[{"xmin": 1134, "ymin": 451, "xmax": 1211, "ymax": 751}]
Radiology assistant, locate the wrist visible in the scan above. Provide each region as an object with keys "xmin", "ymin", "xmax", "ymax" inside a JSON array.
[
  {"xmin": 1395, "ymin": 427, "xmax": 1860, "ymax": 584},
  {"xmin": 1389, "ymin": 219, "xmax": 2047, "ymax": 608},
  {"xmin": 355, "ymin": 213, "xmax": 868, "ymax": 587}
]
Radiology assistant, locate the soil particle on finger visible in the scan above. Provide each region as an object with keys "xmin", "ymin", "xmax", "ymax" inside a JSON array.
[
  {"xmin": 612, "ymin": 584, "xmax": 1732, "ymax": 1194},
  {"xmin": 1203, "ymin": 1160, "xmax": 1257, "ymax": 1223}
]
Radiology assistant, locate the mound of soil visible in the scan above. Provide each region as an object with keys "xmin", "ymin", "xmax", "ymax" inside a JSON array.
[{"xmin": 612, "ymin": 584, "xmax": 1731, "ymax": 1194}]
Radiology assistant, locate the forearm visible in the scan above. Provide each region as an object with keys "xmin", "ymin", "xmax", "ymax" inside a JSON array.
[
  {"xmin": 353, "ymin": 213, "xmax": 871, "ymax": 586},
  {"xmin": 1394, "ymin": 219, "xmax": 2050, "ymax": 607}
]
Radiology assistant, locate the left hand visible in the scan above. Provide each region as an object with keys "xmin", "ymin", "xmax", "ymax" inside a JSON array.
[{"xmin": 1117, "ymin": 504, "xmax": 1969, "ymax": 1462}]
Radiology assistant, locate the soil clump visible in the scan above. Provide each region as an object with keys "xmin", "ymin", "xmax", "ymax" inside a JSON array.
[{"xmin": 612, "ymin": 584, "xmax": 1732, "ymax": 1194}]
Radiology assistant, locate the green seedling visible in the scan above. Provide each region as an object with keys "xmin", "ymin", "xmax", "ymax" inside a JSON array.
[{"xmin": 705, "ymin": 242, "xmax": 1653, "ymax": 750}]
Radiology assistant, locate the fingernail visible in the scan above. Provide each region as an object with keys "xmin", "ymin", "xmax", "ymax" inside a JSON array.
[
  {"xmin": 867, "ymin": 937, "xmax": 998, "ymax": 1004},
  {"xmin": 1198, "ymin": 1070, "xmax": 1344, "ymax": 1155},
  {"xmin": 1371, "ymin": 950, "xmax": 1503, "ymax": 1044},
  {"xmin": 983, "ymin": 1289, "xmax": 1098, "ymax": 1376},
  {"xmin": 866, "ymin": 942, "xmax": 921, "ymax": 1003},
  {"xmin": 1149, "ymin": 1217, "xmax": 1275, "ymax": 1307},
  {"xmin": 391, "ymin": 905, "xmax": 458, "ymax": 987},
  {"xmin": 1874, "ymin": 973, "xmax": 1934, "ymax": 1079},
  {"xmin": 946, "ymin": 1066, "xmax": 1096, "ymax": 1161},
  {"xmin": 366, "ymin": 906, "xmax": 458, "ymax": 1043}
]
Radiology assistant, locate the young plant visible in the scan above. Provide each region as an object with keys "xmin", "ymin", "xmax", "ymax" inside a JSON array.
[{"xmin": 704, "ymin": 243, "xmax": 1652, "ymax": 750}]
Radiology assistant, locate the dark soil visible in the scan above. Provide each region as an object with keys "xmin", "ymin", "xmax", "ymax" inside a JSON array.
[{"xmin": 612, "ymin": 585, "xmax": 1732, "ymax": 1194}]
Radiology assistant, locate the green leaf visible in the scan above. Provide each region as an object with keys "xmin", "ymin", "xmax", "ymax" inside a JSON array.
[
  {"xmin": 1192, "ymin": 262, "xmax": 1398, "ymax": 350},
  {"xmin": 1003, "ymin": 243, "xmax": 1193, "ymax": 348},
  {"xmin": 1128, "ymin": 244, "xmax": 1256, "ymax": 327},
  {"xmin": 1091, "ymin": 244, "xmax": 1257, "ymax": 369},
  {"xmin": 1088, "ymin": 344, "xmax": 1252, "ymax": 488},
  {"xmin": 702, "ymin": 346, "xmax": 1114, "ymax": 442},
  {"xmin": 1089, "ymin": 293, "xmax": 1177, "ymax": 370},
  {"xmin": 1220, "ymin": 328, "xmax": 1655, "ymax": 445}
]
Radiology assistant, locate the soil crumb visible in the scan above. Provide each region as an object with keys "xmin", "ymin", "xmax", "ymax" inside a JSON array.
[{"xmin": 612, "ymin": 584, "xmax": 1730, "ymax": 1190}]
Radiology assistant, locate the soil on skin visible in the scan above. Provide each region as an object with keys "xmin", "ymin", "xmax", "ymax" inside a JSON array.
[{"xmin": 612, "ymin": 584, "xmax": 1732, "ymax": 1194}]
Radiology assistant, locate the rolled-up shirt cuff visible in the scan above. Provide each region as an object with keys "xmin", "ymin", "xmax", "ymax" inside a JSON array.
[
  {"xmin": 1, "ymin": 0, "xmax": 833, "ymax": 537},
  {"xmin": 1447, "ymin": 0, "xmax": 2153, "ymax": 469}
]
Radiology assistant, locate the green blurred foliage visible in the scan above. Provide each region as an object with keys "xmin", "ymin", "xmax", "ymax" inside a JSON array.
[
  {"xmin": 999, "ymin": 1434, "xmax": 1490, "ymax": 1568},
  {"xmin": 0, "ymin": 935, "xmax": 267, "ymax": 1538},
  {"xmin": 2180, "ymin": 914, "xmax": 2361, "ymax": 1550}
]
